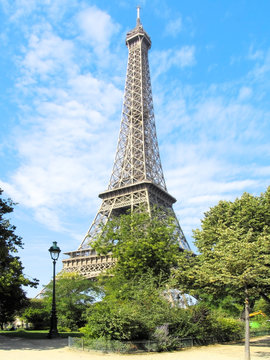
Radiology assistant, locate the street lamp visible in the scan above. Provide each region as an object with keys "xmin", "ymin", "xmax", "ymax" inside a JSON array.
[{"xmin": 48, "ymin": 241, "xmax": 61, "ymax": 339}]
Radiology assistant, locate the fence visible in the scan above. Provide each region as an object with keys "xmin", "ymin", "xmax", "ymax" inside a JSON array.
[{"xmin": 68, "ymin": 333, "xmax": 245, "ymax": 353}]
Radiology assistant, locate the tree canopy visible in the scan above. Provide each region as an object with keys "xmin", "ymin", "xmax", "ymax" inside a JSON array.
[
  {"xmin": 173, "ymin": 187, "xmax": 270, "ymax": 360},
  {"xmin": 93, "ymin": 208, "xmax": 180, "ymax": 281},
  {"xmin": 193, "ymin": 187, "xmax": 270, "ymax": 301},
  {"xmin": 42, "ymin": 272, "xmax": 100, "ymax": 330},
  {"xmin": 0, "ymin": 188, "xmax": 38, "ymax": 328}
]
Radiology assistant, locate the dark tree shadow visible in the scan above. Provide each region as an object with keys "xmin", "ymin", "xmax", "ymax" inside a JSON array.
[{"xmin": 0, "ymin": 336, "xmax": 68, "ymax": 351}]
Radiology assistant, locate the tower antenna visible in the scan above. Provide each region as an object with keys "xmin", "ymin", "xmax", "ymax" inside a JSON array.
[{"xmin": 137, "ymin": 5, "xmax": 141, "ymax": 25}]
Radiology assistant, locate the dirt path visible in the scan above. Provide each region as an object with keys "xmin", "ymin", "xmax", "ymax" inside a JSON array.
[{"xmin": 0, "ymin": 335, "xmax": 269, "ymax": 360}]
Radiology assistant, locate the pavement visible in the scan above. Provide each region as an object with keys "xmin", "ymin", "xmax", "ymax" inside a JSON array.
[{"xmin": 0, "ymin": 335, "xmax": 269, "ymax": 360}]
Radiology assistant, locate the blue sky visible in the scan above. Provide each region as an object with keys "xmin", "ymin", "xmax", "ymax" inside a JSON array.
[{"xmin": 0, "ymin": 0, "xmax": 269, "ymax": 298}]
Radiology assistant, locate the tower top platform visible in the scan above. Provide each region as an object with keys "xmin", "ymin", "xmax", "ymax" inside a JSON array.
[{"xmin": 126, "ymin": 7, "xmax": 151, "ymax": 48}]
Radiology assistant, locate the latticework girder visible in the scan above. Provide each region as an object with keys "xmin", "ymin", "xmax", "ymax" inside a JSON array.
[{"xmin": 63, "ymin": 12, "xmax": 190, "ymax": 278}]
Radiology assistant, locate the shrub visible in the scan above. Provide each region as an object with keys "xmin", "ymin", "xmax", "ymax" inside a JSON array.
[
  {"xmin": 80, "ymin": 300, "xmax": 149, "ymax": 340},
  {"xmin": 20, "ymin": 299, "xmax": 50, "ymax": 330},
  {"xmin": 150, "ymin": 325, "xmax": 178, "ymax": 351},
  {"xmin": 212, "ymin": 316, "xmax": 244, "ymax": 341}
]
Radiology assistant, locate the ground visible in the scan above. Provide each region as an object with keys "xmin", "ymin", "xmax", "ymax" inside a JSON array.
[{"xmin": 0, "ymin": 335, "xmax": 269, "ymax": 359}]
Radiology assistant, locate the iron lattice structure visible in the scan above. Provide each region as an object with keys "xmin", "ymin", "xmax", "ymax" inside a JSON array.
[{"xmin": 62, "ymin": 11, "xmax": 190, "ymax": 278}]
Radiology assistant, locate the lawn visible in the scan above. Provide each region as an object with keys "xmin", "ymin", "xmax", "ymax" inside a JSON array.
[{"xmin": 0, "ymin": 329, "xmax": 81, "ymax": 339}]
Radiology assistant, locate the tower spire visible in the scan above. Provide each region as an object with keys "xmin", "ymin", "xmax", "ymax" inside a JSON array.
[{"xmin": 136, "ymin": 6, "xmax": 141, "ymax": 26}]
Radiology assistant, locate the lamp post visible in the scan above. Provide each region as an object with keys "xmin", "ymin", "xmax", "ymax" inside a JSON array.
[{"xmin": 48, "ymin": 241, "xmax": 61, "ymax": 339}]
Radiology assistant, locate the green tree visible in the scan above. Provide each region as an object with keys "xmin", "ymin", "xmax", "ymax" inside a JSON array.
[
  {"xmin": 174, "ymin": 187, "xmax": 270, "ymax": 360},
  {"xmin": 82, "ymin": 272, "xmax": 173, "ymax": 340},
  {"xmin": 43, "ymin": 272, "xmax": 99, "ymax": 330},
  {"xmin": 20, "ymin": 298, "xmax": 50, "ymax": 329},
  {"xmin": 0, "ymin": 188, "xmax": 38, "ymax": 329},
  {"xmin": 85, "ymin": 208, "xmax": 191, "ymax": 341},
  {"xmin": 82, "ymin": 272, "xmax": 244, "ymax": 344},
  {"xmin": 81, "ymin": 206, "xmax": 246, "ymax": 344},
  {"xmin": 93, "ymin": 208, "xmax": 180, "ymax": 281}
]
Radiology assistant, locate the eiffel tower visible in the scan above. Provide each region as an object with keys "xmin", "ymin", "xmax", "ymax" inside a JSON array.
[{"xmin": 62, "ymin": 8, "xmax": 191, "ymax": 278}]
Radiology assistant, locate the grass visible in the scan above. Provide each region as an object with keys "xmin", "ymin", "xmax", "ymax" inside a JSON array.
[{"xmin": 0, "ymin": 329, "xmax": 82, "ymax": 339}]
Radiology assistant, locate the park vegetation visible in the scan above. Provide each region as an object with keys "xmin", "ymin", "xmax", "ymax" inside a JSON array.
[
  {"xmin": 2, "ymin": 186, "xmax": 270, "ymax": 354},
  {"xmin": 0, "ymin": 188, "xmax": 38, "ymax": 329}
]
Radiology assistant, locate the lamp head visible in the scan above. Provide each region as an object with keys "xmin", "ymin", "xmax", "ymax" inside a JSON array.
[{"xmin": 49, "ymin": 241, "xmax": 61, "ymax": 261}]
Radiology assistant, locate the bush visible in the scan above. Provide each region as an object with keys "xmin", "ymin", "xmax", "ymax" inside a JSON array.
[
  {"xmin": 20, "ymin": 299, "xmax": 50, "ymax": 330},
  {"xmin": 211, "ymin": 316, "xmax": 244, "ymax": 342},
  {"xmin": 84, "ymin": 337, "xmax": 133, "ymax": 352},
  {"xmin": 168, "ymin": 305, "xmax": 244, "ymax": 344},
  {"xmin": 150, "ymin": 325, "xmax": 178, "ymax": 351},
  {"xmin": 80, "ymin": 300, "xmax": 149, "ymax": 340},
  {"xmin": 82, "ymin": 297, "xmax": 244, "ymax": 345},
  {"xmin": 168, "ymin": 304, "xmax": 214, "ymax": 341},
  {"xmin": 81, "ymin": 273, "xmax": 174, "ymax": 341}
]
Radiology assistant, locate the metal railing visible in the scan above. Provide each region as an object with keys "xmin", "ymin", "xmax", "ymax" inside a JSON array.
[{"xmin": 68, "ymin": 333, "xmax": 253, "ymax": 353}]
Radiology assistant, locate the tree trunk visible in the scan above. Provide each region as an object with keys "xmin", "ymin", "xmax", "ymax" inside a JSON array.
[{"xmin": 245, "ymin": 286, "xmax": 250, "ymax": 360}]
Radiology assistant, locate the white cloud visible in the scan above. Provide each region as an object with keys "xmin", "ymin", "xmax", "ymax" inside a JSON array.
[
  {"xmin": 151, "ymin": 46, "xmax": 195, "ymax": 79},
  {"xmin": 76, "ymin": 6, "xmax": 120, "ymax": 58},
  {"xmin": 154, "ymin": 55, "xmax": 270, "ymax": 245},
  {"xmin": 252, "ymin": 166, "xmax": 270, "ymax": 177},
  {"xmin": 248, "ymin": 49, "xmax": 270, "ymax": 81},
  {"xmin": 18, "ymin": 28, "xmax": 76, "ymax": 85},
  {"xmin": 164, "ymin": 17, "xmax": 182, "ymax": 36},
  {"xmin": 6, "ymin": 72, "xmax": 121, "ymax": 227},
  {"xmin": 164, "ymin": 145, "xmax": 262, "ymax": 243},
  {"xmin": 1, "ymin": 5, "xmax": 123, "ymax": 234},
  {"xmin": 238, "ymin": 86, "xmax": 252, "ymax": 101},
  {"xmin": 1, "ymin": 0, "xmax": 79, "ymax": 22},
  {"xmin": 248, "ymin": 45, "xmax": 264, "ymax": 61},
  {"xmin": 7, "ymin": 0, "xmax": 37, "ymax": 21}
]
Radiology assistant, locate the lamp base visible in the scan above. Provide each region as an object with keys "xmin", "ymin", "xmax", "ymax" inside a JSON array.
[{"xmin": 47, "ymin": 329, "xmax": 60, "ymax": 339}]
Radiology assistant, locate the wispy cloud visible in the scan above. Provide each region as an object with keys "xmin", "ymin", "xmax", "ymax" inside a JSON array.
[
  {"xmin": 152, "ymin": 46, "xmax": 270, "ymax": 242},
  {"xmin": 151, "ymin": 46, "xmax": 196, "ymax": 79},
  {"xmin": 77, "ymin": 6, "xmax": 120, "ymax": 48},
  {"xmin": 1, "ymin": 4, "xmax": 122, "ymax": 233},
  {"xmin": 238, "ymin": 86, "xmax": 252, "ymax": 101},
  {"xmin": 164, "ymin": 16, "xmax": 182, "ymax": 37},
  {"xmin": 20, "ymin": 28, "xmax": 76, "ymax": 83}
]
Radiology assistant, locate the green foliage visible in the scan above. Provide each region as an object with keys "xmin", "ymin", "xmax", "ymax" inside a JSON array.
[
  {"xmin": 81, "ymin": 269, "xmax": 244, "ymax": 345},
  {"xmin": 171, "ymin": 187, "xmax": 270, "ymax": 355},
  {"xmin": 20, "ymin": 299, "xmax": 50, "ymax": 329},
  {"xmin": 195, "ymin": 293, "xmax": 243, "ymax": 318},
  {"xmin": 43, "ymin": 272, "xmax": 99, "ymax": 330},
  {"xmin": 93, "ymin": 208, "xmax": 180, "ymax": 280},
  {"xmin": 212, "ymin": 316, "xmax": 244, "ymax": 342},
  {"xmin": 174, "ymin": 187, "xmax": 270, "ymax": 303},
  {"xmin": 83, "ymin": 208, "xmax": 190, "ymax": 341},
  {"xmin": 82, "ymin": 337, "xmax": 134, "ymax": 353},
  {"xmin": 254, "ymin": 298, "xmax": 270, "ymax": 316},
  {"xmin": 0, "ymin": 188, "xmax": 38, "ymax": 328},
  {"xmin": 168, "ymin": 305, "xmax": 243, "ymax": 343},
  {"xmin": 150, "ymin": 325, "xmax": 178, "ymax": 351},
  {"xmin": 82, "ymin": 202, "xmax": 253, "ymax": 346},
  {"xmin": 81, "ymin": 272, "xmax": 172, "ymax": 340},
  {"xmin": 81, "ymin": 299, "xmax": 148, "ymax": 340}
]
